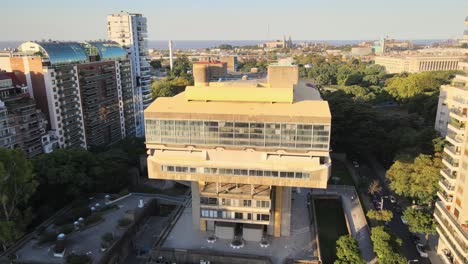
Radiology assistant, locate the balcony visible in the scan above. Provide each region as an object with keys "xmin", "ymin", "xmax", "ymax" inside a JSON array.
[
  {"xmin": 442, "ymin": 155, "xmax": 460, "ymax": 171},
  {"xmin": 446, "ymin": 131, "xmax": 464, "ymax": 146},
  {"xmin": 448, "ymin": 118, "xmax": 466, "ymax": 133},
  {"xmin": 444, "ymin": 144, "xmax": 461, "ymax": 158},
  {"xmin": 449, "ymin": 108, "xmax": 468, "ymax": 121},
  {"xmin": 438, "ymin": 191, "xmax": 453, "ymax": 203},
  {"xmin": 440, "ymin": 168, "xmax": 457, "ymax": 182},
  {"xmin": 434, "ymin": 202, "xmax": 468, "ymax": 263},
  {"xmin": 439, "ymin": 178, "xmax": 455, "ymax": 193},
  {"xmin": 440, "ymin": 249, "xmax": 454, "ymax": 264}
]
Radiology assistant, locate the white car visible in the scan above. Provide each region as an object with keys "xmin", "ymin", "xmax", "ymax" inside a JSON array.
[
  {"xmin": 416, "ymin": 243, "xmax": 428, "ymax": 258},
  {"xmin": 389, "ymin": 195, "xmax": 397, "ymax": 203},
  {"xmin": 352, "ymin": 161, "xmax": 360, "ymax": 168},
  {"xmin": 400, "ymin": 216, "xmax": 408, "ymax": 225}
]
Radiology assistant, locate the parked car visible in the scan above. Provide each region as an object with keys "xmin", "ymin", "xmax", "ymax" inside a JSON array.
[
  {"xmin": 400, "ymin": 216, "xmax": 408, "ymax": 225},
  {"xmin": 389, "ymin": 195, "xmax": 397, "ymax": 203},
  {"xmin": 352, "ymin": 161, "xmax": 359, "ymax": 168},
  {"xmin": 410, "ymin": 234, "xmax": 421, "ymax": 244},
  {"xmin": 394, "ymin": 205, "xmax": 402, "ymax": 213},
  {"xmin": 416, "ymin": 243, "xmax": 428, "ymax": 258}
]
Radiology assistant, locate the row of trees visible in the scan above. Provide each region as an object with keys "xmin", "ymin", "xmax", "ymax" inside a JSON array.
[
  {"xmin": 151, "ymin": 56, "xmax": 194, "ymax": 100},
  {"xmin": 0, "ymin": 137, "xmax": 145, "ymax": 250}
]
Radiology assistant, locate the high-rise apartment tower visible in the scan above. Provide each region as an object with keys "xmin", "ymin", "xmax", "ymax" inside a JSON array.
[
  {"xmin": 107, "ymin": 11, "xmax": 152, "ymax": 137},
  {"xmin": 434, "ymin": 62, "xmax": 468, "ymax": 264}
]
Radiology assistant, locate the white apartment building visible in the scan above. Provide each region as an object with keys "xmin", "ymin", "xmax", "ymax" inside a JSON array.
[
  {"xmin": 107, "ymin": 11, "xmax": 152, "ymax": 137},
  {"xmin": 434, "ymin": 71, "xmax": 468, "ymax": 264}
]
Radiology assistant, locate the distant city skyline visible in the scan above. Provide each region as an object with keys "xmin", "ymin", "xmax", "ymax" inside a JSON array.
[{"xmin": 1, "ymin": 0, "xmax": 467, "ymax": 41}]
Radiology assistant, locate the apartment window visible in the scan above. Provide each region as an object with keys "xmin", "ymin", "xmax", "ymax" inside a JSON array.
[
  {"xmin": 256, "ymin": 214, "xmax": 270, "ymax": 221},
  {"xmin": 247, "ymin": 213, "xmax": 252, "ymax": 220},
  {"xmin": 256, "ymin": 200, "xmax": 270, "ymax": 208},
  {"xmin": 221, "ymin": 198, "xmax": 231, "ymax": 206},
  {"xmin": 454, "ymin": 208, "xmax": 460, "ymax": 219},
  {"xmin": 235, "ymin": 212, "xmax": 243, "ymax": 219},
  {"xmin": 145, "ymin": 118, "xmax": 330, "ymax": 150},
  {"xmin": 200, "ymin": 197, "xmax": 217, "ymax": 205},
  {"xmin": 243, "ymin": 200, "xmax": 252, "ymax": 207}
]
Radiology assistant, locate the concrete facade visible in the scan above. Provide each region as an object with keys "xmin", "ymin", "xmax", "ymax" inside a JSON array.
[
  {"xmin": 434, "ymin": 72, "xmax": 468, "ymax": 264},
  {"xmin": 375, "ymin": 55, "xmax": 464, "ymax": 74},
  {"xmin": 219, "ymin": 56, "xmax": 238, "ymax": 72},
  {"xmin": 1, "ymin": 41, "xmax": 137, "ymax": 150},
  {"xmin": 144, "ymin": 63, "xmax": 331, "ymax": 240},
  {"xmin": 107, "ymin": 11, "xmax": 151, "ymax": 137}
]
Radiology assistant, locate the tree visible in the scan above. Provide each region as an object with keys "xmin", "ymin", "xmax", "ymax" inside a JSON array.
[
  {"xmin": 334, "ymin": 235, "xmax": 365, "ymax": 264},
  {"xmin": 168, "ymin": 55, "xmax": 192, "ymax": 80},
  {"xmin": 151, "ymin": 78, "xmax": 189, "ymax": 100},
  {"xmin": 387, "ymin": 154, "xmax": 441, "ymax": 204},
  {"xmin": 149, "ymin": 60, "xmax": 162, "ymax": 69},
  {"xmin": 402, "ymin": 208, "xmax": 436, "ymax": 244},
  {"xmin": 367, "ymin": 210, "xmax": 393, "ymax": 222},
  {"xmin": 385, "ymin": 71, "xmax": 455, "ymax": 101},
  {"xmin": 0, "ymin": 148, "xmax": 37, "ymax": 250},
  {"xmin": 370, "ymin": 226, "xmax": 407, "ymax": 264},
  {"xmin": 367, "ymin": 180, "xmax": 382, "ymax": 196}
]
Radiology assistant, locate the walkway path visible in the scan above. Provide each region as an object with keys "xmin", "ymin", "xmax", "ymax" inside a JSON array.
[{"xmin": 311, "ymin": 185, "xmax": 377, "ymax": 264}]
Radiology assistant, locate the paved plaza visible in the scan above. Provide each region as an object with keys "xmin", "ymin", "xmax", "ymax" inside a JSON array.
[{"xmin": 162, "ymin": 188, "xmax": 317, "ymax": 264}]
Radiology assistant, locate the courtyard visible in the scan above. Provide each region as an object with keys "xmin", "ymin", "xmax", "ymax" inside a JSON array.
[{"xmin": 162, "ymin": 188, "xmax": 317, "ymax": 264}]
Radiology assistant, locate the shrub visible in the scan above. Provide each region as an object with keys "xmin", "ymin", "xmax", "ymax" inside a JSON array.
[
  {"xmin": 83, "ymin": 213, "xmax": 102, "ymax": 226},
  {"xmin": 117, "ymin": 218, "xmax": 132, "ymax": 227},
  {"xmin": 66, "ymin": 254, "xmax": 91, "ymax": 264},
  {"xmin": 53, "ymin": 243, "xmax": 65, "ymax": 253},
  {"xmin": 59, "ymin": 224, "xmax": 74, "ymax": 235},
  {"xmin": 109, "ymin": 194, "xmax": 120, "ymax": 201},
  {"xmin": 37, "ymin": 231, "xmax": 57, "ymax": 245},
  {"xmin": 54, "ymin": 207, "xmax": 92, "ymax": 226},
  {"xmin": 101, "ymin": 232, "xmax": 114, "ymax": 243},
  {"xmin": 99, "ymin": 204, "xmax": 118, "ymax": 213}
]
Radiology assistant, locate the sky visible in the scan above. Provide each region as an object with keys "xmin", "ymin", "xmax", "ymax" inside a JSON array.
[{"xmin": 1, "ymin": 0, "xmax": 467, "ymax": 41}]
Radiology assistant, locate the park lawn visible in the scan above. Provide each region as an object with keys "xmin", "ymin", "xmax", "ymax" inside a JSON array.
[
  {"xmin": 314, "ymin": 198, "xmax": 349, "ymax": 264},
  {"xmin": 329, "ymin": 159, "xmax": 355, "ymax": 186}
]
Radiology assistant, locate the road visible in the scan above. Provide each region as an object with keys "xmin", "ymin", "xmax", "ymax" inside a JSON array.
[{"xmin": 352, "ymin": 155, "xmax": 432, "ymax": 264}]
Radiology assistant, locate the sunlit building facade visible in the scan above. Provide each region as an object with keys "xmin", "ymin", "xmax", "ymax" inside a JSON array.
[
  {"xmin": 107, "ymin": 11, "xmax": 151, "ymax": 137},
  {"xmin": 0, "ymin": 41, "xmax": 136, "ymax": 149},
  {"xmin": 434, "ymin": 71, "xmax": 468, "ymax": 264},
  {"xmin": 145, "ymin": 64, "xmax": 331, "ymax": 240}
]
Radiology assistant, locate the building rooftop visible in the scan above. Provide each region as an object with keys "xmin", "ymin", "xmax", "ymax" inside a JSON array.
[
  {"xmin": 18, "ymin": 41, "xmax": 89, "ymax": 66},
  {"xmin": 145, "ymin": 80, "xmax": 330, "ymax": 123},
  {"xmin": 83, "ymin": 41, "xmax": 127, "ymax": 61}
]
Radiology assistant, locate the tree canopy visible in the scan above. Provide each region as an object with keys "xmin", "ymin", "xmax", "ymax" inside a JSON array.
[
  {"xmin": 370, "ymin": 226, "xmax": 407, "ymax": 264},
  {"xmin": 167, "ymin": 55, "xmax": 192, "ymax": 80},
  {"xmin": 0, "ymin": 148, "xmax": 37, "ymax": 250},
  {"xmin": 387, "ymin": 154, "xmax": 441, "ymax": 204},
  {"xmin": 334, "ymin": 235, "xmax": 365, "ymax": 264},
  {"xmin": 402, "ymin": 208, "xmax": 436, "ymax": 243},
  {"xmin": 367, "ymin": 210, "xmax": 393, "ymax": 222},
  {"xmin": 151, "ymin": 77, "xmax": 192, "ymax": 100}
]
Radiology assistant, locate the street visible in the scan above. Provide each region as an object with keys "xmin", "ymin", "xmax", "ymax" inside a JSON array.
[{"xmin": 352, "ymin": 156, "xmax": 433, "ymax": 264}]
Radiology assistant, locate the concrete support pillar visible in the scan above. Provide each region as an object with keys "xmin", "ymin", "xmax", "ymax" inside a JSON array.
[
  {"xmin": 280, "ymin": 187, "xmax": 292, "ymax": 236},
  {"xmin": 200, "ymin": 219, "xmax": 207, "ymax": 231},
  {"xmin": 191, "ymin": 181, "xmax": 201, "ymax": 230},
  {"xmin": 274, "ymin": 186, "xmax": 283, "ymax": 237}
]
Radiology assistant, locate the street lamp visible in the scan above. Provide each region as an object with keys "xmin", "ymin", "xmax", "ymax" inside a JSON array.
[{"xmin": 408, "ymin": 260, "xmax": 418, "ymax": 264}]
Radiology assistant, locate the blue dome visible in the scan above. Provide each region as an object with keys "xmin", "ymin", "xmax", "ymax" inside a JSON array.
[
  {"xmin": 18, "ymin": 41, "xmax": 89, "ymax": 65},
  {"xmin": 85, "ymin": 41, "xmax": 127, "ymax": 61}
]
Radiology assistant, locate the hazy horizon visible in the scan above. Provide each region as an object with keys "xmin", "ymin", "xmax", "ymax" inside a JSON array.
[{"xmin": 1, "ymin": 0, "xmax": 467, "ymax": 41}]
